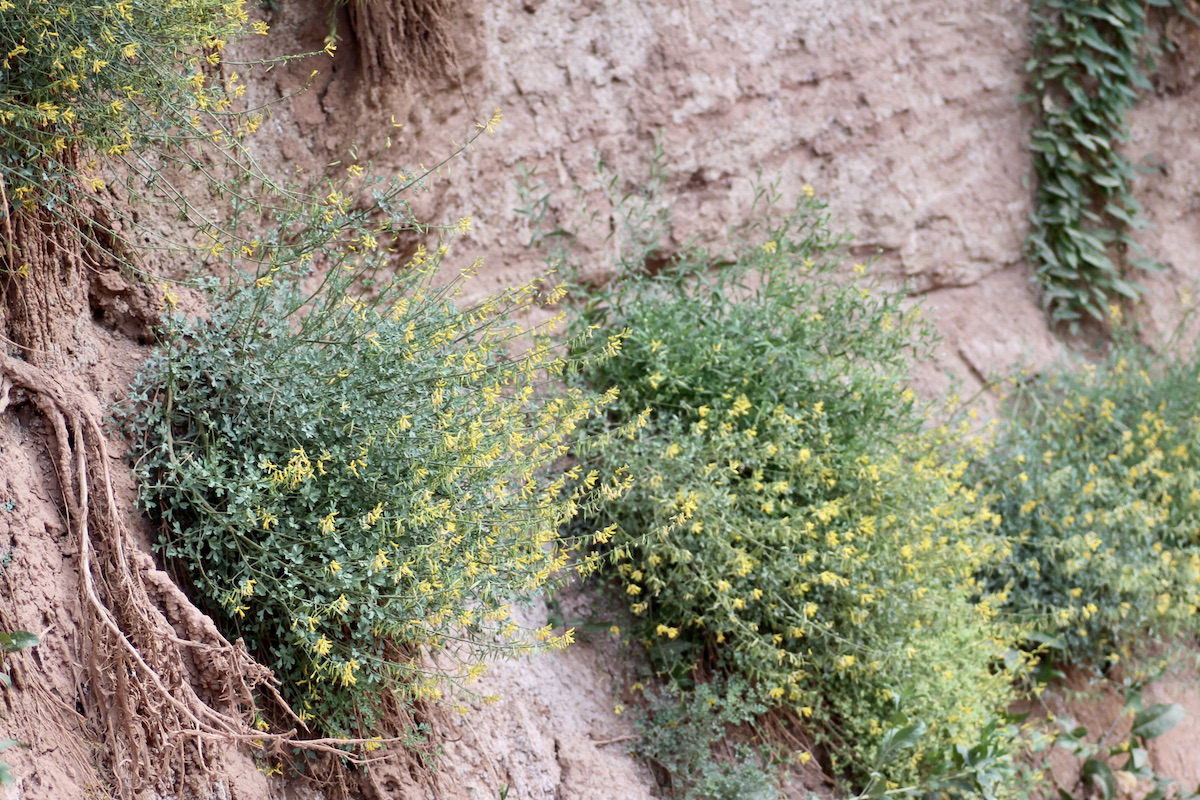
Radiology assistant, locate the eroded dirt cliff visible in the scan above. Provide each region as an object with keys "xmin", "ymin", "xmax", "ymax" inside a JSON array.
[{"xmin": 2, "ymin": 0, "xmax": 1200, "ymax": 797}]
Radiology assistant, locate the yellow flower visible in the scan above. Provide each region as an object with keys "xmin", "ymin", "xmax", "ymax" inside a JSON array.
[
  {"xmin": 477, "ymin": 108, "xmax": 502, "ymax": 133},
  {"xmin": 1157, "ymin": 594, "xmax": 1171, "ymax": 615},
  {"xmin": 369, "ymin": 548, "xmax": 389, "ymax": 571}
]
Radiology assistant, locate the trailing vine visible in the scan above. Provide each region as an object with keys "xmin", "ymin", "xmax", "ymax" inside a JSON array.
[{"xmin": 1024, "ymin": 0, "xmax": 1196, "ymax": 327}]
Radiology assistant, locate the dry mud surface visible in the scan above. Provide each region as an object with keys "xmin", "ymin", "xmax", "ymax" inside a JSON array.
[{"xmin": 3, "ymin": 0, "xmax": 1200, "ymax": 797}]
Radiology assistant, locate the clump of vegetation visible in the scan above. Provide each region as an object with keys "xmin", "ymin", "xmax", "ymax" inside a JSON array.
[
  {"xmin": 975, "ymin": 316, "xmax": 1200, "ymax": 666},
  {"xmin": 554, "ymin": 163, "xmax": 1022, "ymax": 788},
  {"xmin": 0, "ymin": 0, "xmax": 262, "ymax": 208},
  {"xmin": 1, "ymin": 1, "xmax": 318, "ymax": 793},
  {"xmin": 122, "ymin": 163, "xmax": 618, "ymax": 741},
  {"xmin": 0, "ymin": 630, "xmax": 38, "ymax": 786},
  {"xmin": 1023, "ymin": 0, "xmax": 1195, "ymax": 326},
  {"xmin": 629, "ymin": 679, "xmax": 779, "ymax": 800}
]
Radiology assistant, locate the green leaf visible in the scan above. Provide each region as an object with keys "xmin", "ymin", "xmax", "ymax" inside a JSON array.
[
  {"xmin": 1131, "ymin": 703, "xmax": 1184, "ymax": 740},
  {"xmin": 874, "ymin": 721, "xmax": 925, "ymax": 769},
  {"xmin": 1130, "ymin": 257, "xmax": 1164, "ymax": 272},
  {"xmin": 0, "ymin": 632, "xmax": 39, "ymax": 653},
  {"xmin": 1079, "ymin": 28, "xmax": 1122, "ymax": 59},
  {"xmin": 1027, "ymin": 631, "xmax": 1067, "ymax": 650},
  {"xmin": 1109, "ymin": 278, "xmax": 1141, "ymax": 300},
  {"xmin": 1125, "ymin": 746, "xmax": 1148, "ymax": 770},
  {"xmin": 1082, "ymin": 758, "xmax": 1115, "ymax": 800}
]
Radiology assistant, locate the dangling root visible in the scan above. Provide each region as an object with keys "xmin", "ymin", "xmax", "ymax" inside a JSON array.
[
  {"xmin": 0, "ymin": 354, "xmax": 284, "ymax": 795},
  {"xmin": 1, "ymin": 353, "xmax": 440, "ymax": 796},
  {"xmin": 347, "ymin": 0, "xmax": 458, "ymax": 83}
]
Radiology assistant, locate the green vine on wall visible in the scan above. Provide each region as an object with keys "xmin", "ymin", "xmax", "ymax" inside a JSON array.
[{"xmin": 1024, "ymin": 0, "xmax": 1195, "ymax": 327}]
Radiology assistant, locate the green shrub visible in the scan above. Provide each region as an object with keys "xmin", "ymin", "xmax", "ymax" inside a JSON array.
[
  {"xmin": 975, "ymin": 320, "xmax": 1200, "ymax": 666},
  {"xmin": 0, "ymin": 0, "xmax": 260, "ymax": 208},
  {"xmin": 122, "ymin": 174, "xmax": 614, "ymax": 740},
  {"xmin": 630, "ymin": 679, "xmax": 779, "ymax": 800},
  {"xmin": 561, "ymin": 173, "xmax": 1021, "ymax": 786}
]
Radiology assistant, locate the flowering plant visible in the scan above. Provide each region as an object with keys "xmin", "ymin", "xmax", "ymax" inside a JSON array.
[
  {"xmin": 0, "ymin": 0, "xmax": 262, "ymax": 208},
  {"xmin": 977, "ymin": 316, "xmax": 1200, "ymax": 665},
  {"xmin": 562, "ymin": 174, "xmax": 1021, "ymax": 785},
  {"xmin": 123, "ymin": 167, "xmax": 616, "ymax": 740}
]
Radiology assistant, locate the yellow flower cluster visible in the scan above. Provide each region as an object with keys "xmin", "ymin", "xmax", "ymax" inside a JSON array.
[
  {"xmin": 981, "ymin": 343, "xmax": 1200, "ymax": 662},
  {"xmin": 1, "ymin": 0, "xmax": 254, "ymax": 205}
]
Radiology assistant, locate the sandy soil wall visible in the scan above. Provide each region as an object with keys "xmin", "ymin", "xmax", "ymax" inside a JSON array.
[{"xmin": 2, "ymin": 0, "xmax": 1199, "ymax": 797}]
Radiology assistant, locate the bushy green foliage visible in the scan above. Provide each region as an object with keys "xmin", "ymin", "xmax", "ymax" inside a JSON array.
[
  {"xmin": 561, "ymin": 174, "xmax": 1021, "ymax": 786},
  {"xmin": 1023, "ymin": 0, "xmax": 1194, "ymax": 325},
  {"xmin": 975, "ymin": 325, "xmax": 1200, "ymax": 665},
  {"xmin": 122, "ymin": 172, "xmax": 615, "ymax": 739},
  {"xmin": 1028, "ymin": 679, "xmax": 1195, "ymax": 800},
  {"xmin": 0, "ymin": 630, "xmax": 37, "ymax": 785},
  {"xmin": 630, "ymin": 679, "xmax": 779, "ymax": 800},
  {"xmin": 0, "ymin": 0, "xmax": 263, "ymax": 209}
]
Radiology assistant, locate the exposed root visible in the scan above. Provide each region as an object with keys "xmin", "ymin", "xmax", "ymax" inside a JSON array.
[
  {"xmin": 1, "ymin": 353, "xmax": 443, "ymax": 797},
  {"xmin": 1, "ymin": 167, "xmax": 438, "ymax": 796},
  {"xmin": 346, "ymin": 0, "xmax": 458, "ymax": 84},
  {"xmin": 0, "ymin": 354, "xmax": 276, "ymax": 797},
  {"xmin": 0, "ymin": 197, "xmax": 88, "ymax": 365}
]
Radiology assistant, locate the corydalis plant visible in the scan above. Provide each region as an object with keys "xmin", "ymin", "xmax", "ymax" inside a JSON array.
[
  {"xmin": 557, "ymin": 165, "xmax": 1021, "ymax": 788},
  {"xmin": 123, "ymin": 173, "xmax": 620, "ymax": 741}
]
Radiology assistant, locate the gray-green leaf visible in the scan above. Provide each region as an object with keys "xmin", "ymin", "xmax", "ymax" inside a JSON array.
[{"xmin": 1131, "ymin": 703, "xmax": 1184, "ymax": 740}]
